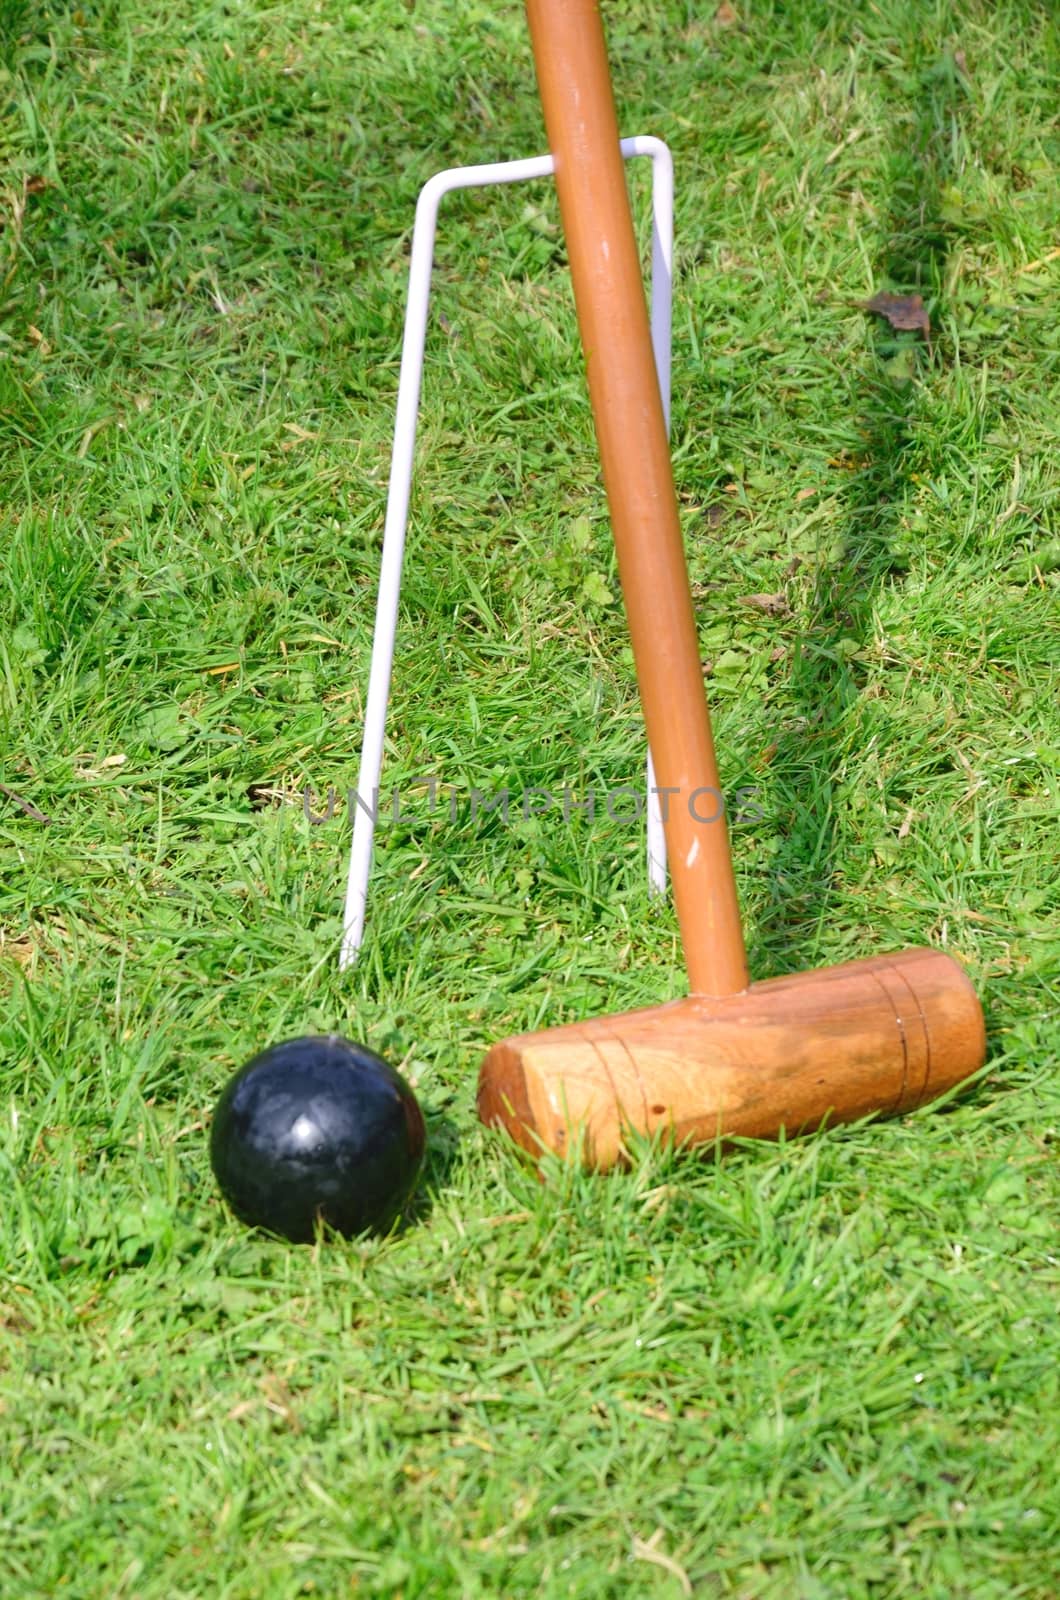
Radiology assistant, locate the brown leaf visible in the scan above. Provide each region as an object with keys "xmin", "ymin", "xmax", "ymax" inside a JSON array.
[
  {"xmin": 1, "ymin": 932, "xmax": 37, "ymax": 968},
  {"xmin": 1018, "ymin": 246, "xmax": 1060, "ymax": 276},
  {"xmin": 714, "ymin": 1, "xmax": 739, "ymax": 23},
  {"xmin": 260, "ymin": 1373, "xmax": 301, "ymax": 1431},
  {"xmin": 862, "ymin": 291, "xmax": 931, "ymax": 337},
  {"xmin": 247, "ymin": 782, "xmax": 298, "ymax": 811},
  {"xmin": 739, "ymin": 592, "xmax": 791, "ymax": 618},
  {"xmin": 0, "ymin": 783, "xmax": 52, "ymax": 823},
  {"xmin": 74, "ymin": 753, "xmax": 127, "ymax": 779}
]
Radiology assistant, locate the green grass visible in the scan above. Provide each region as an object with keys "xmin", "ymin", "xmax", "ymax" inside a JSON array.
[{"xmin": 2, "ymin": 0, "xmax": 1059, "ymax": 1593}]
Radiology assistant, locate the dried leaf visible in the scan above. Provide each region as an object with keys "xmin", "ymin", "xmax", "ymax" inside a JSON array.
[
  {"xmin": 247, "ymin": 783, "xmax": 299, "ymax": 811},
  {"xmin": 824, "ymin": 126, "xmax": 863, "ymax": 166},
  {"xmin": 0, "ymin": 933, "xmax": 37, "ymax": 968},
  {"xmin": 77, "ymin": 417, "xmax": 113, "ymax": 458},
  {"xmin": 714, "ymin": 1, "xmax": 738, "ymax": 24},
  {"xmin": 739, "ymin": 592, "xmax": 791, "ymax": 618},
  {"xmin": 75, "ymin": 753, "xmax": 127, "ymax": 778},
  {"xmin": 1017, "ymin": 246, "xmax": 1060, "ymax": 276},
  {"xmin": 0, "ymin": 784, "xmax": 52, "ymax": 824},
  {"xmin": 260, "ymin": 1374, "xmax": 301, "ymax": 1432},
  {"xmin": 862, "ymin": 291, "xmax": 931, "ymax": 337},
  {"xmin": 632, "ymin": 1530, "xmax": 692, "ymax": 1597}
]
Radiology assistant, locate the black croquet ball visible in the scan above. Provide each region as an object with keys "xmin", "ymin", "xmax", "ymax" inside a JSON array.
[{"xmin": 209, "ymin": 1035, "xmax": 426, "ymax": 1242}]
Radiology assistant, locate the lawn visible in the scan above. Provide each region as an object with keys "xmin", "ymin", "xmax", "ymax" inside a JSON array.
[{"xmin": 2, "ymin": 0, "xmax": 1059, "ymax": 1594}]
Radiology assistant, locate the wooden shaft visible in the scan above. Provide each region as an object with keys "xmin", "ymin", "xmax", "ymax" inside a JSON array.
[
  {"xmin": 526, "ymin": 0, "xmax": 748, "ymax": 997},
  {"xmin": 478, "ymin": 948, "xmax": 987, "ymax": 1168}
]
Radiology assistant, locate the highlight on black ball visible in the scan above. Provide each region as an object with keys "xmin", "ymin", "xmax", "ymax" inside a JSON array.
[{"xmin": 209, "ymin": 1035, "xmax": 426, "ymax": 1243}]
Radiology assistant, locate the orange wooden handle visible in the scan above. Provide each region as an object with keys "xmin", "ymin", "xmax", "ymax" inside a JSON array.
[{"xmin": 525, "ymin": 0, "xmax": 748, "ymax": 997}]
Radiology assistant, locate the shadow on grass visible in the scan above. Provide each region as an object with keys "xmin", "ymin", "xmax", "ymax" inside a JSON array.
[
  {"xmin": 403, "ymin": 1104, "xmax": 462, "ymax": 1230},
  {"xmin": 0, "ymin": 0, "xmax": 30, "ymax": 67},
  {"xmin": 753, "ymin": 47, "xmax": 970, "ymax": 970}
]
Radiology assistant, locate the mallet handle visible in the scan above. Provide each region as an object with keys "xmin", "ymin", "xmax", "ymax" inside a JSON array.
[{"xmin": 525, "ymin": 0, "xmax": 748, "ymax": 997}]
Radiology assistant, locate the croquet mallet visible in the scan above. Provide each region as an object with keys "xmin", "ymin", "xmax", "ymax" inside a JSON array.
[{"xmin": 477, "ymin": 0, "xmax": 986, "ymax": 1168}]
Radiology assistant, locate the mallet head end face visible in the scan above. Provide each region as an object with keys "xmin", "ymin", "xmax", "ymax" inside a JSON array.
[{"xmin": 478, "ymin": 948, "xmax": 986, "ymax": 1170}]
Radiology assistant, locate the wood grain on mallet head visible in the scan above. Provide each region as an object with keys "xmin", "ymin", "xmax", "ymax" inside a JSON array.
[{"xmin": 477, "ymin": 949, "xmax": 986, "ymax": 1169}]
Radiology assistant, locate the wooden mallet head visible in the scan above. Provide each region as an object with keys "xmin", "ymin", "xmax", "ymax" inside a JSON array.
[
  {"xmin": 476, "ymin": 0, "xmax": 986, "ymax": 1166},
  {"xmin": 479, "ymin": 949, "xmax": 985, "ymax": 1170}
]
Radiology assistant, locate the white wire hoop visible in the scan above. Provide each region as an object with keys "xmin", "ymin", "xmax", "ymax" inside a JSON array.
[{"xmin": 339, "ymin": 136, "xmax": 674, "ymax": 969}]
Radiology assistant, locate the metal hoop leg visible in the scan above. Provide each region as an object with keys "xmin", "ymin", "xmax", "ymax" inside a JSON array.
[{"xmin": 339, "ymin": 136, "xmax": 674, "ymax": 968}]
